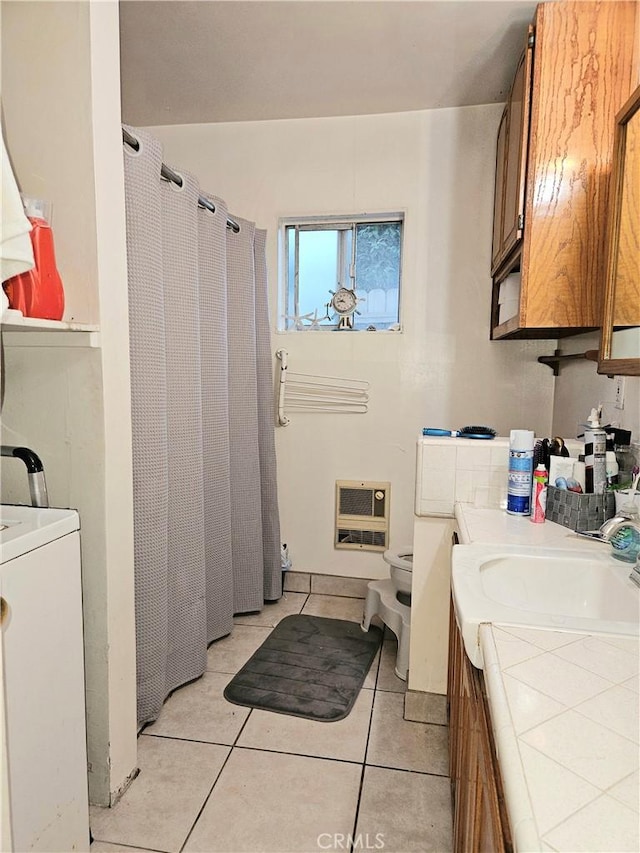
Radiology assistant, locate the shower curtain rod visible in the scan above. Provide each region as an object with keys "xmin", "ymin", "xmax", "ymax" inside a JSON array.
[{"xmin": 122, "ymin": 128, "xmax": 241, "ymax": 233}]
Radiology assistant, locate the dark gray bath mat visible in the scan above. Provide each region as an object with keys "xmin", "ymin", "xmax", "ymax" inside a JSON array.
[{"xmin": 223, "ymin": 614, "xmax": 383, "ymax": 722}]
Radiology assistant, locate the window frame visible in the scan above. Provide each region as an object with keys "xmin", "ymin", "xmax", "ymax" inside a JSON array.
[{"xmin": 278, "ymin": 212, "xmax": 404, "ymax": 333}]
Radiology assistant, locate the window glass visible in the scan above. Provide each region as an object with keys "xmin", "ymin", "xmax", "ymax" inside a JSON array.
[
  {"xmin": 354, "ymin": 222, "xmax": 401, "ymax": 330},
  {"xmin": 281, "ymin": 215, "xmax": 403, "ymax": 331},
  {"xmin": 298, "ymin": 230, "xmax": 338, "ymax": 317}
]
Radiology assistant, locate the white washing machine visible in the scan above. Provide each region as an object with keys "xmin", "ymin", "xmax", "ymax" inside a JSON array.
[{"xmin": 1, "ymin": 505, "xmax": 89, "ymax": 853}]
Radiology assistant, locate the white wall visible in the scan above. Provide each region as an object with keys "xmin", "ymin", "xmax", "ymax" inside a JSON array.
[
  {"xmin": 1, "ymin": 0, "xmax": 137, "ymax": 805},
  {"xmin": 148, "ymin": 105, "xmax": 556, "ymax": 579},
  {"xmin": 551, "ymin": 331, "xmax": 640, "ymax": 447}
]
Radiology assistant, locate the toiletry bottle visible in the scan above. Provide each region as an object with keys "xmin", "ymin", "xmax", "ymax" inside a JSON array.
[
  {"xmin": 530, "ymin": 464, "xmax": 548, "ymax": 523},
  {"xmin": 584, "ymin": 407, "xmax": 607, "ymax": 494},
  {"xmin": 605, "ymin": 432, "xmax": 619, "ymax": 485},
  {"xmin": 507, "ymin": 429, "xmax": 535, "ymax": 516},
  {"xmin": 573, "ymin": 455, "xmax": 586, "ymax": 493},
  {"xmin": 614, "ymin": 431, "xmax": 637, "ymax": 488},
  {"xmin": 2, "ymin": 197, "xmax": 65, "ymax": 321}
]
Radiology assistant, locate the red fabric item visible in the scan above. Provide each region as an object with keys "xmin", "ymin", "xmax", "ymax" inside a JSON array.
[{"xmin": 3, "ymin": 217, "xmax": 65, "ymax": 320}]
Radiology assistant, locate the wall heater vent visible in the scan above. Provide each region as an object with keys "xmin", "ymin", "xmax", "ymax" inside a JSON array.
[{"xmin": 335, "ymin": 480, "xmax": 390, "ymax": 552}]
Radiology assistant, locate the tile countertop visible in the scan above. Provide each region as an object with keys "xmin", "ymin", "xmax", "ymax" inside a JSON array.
[
  {"xmin": 454, "ymin": 504, "xmax": 608, "ymax": 551},
  {"xmin": 454, "ymin": 504, "xmax": 640, "ymax": 852}
]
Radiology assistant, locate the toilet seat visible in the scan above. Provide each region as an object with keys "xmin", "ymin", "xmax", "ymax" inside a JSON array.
[
  {"xmin": 383, "ymin": 547, "xmax": 413, "ymax": 596},
  {"xmin": 382, "ymin": 548, "xmax": 413, "ymax": 572}
]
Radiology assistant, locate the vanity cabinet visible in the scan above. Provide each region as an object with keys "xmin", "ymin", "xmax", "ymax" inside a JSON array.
[
  {"xmin": 447, "ymin": 600, "xmax": 512, "ymax": 852},
  {"xmin": 490, "ymin": 1, "xmax": 638, "ymax": 340}
]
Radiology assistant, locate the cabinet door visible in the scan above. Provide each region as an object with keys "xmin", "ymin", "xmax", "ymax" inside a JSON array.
[
  {"xmin": 475, "ymin": 669, "xmax": 511, "ymax": 853},
  {"xmin": 457, "ymin": 657, "xmax": 479, "ymax": 852},
  {"xmin": 490, "ymin": 106, "xmax": 509, "ymax": 275},
  {"xmin": 500, "ymin": 27, "xmax": 534, "ymax": 266},
  {"xmin": 447, "ymin": 600, "xmax": 458, "ymax": 778},
  {"xmin": 2, "ymin": 533, "xmax": 89, "ymax": 852},
  {"xmin": 504, "ymin": 2, "xmax": 638, "ymax": 336},
  {"xmin": 448, "ymin": 599, "xmax": 512, "ymax": 853}
]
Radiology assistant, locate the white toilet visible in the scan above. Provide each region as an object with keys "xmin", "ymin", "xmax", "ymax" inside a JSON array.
[{"xmin": 361, "ymin": 547, "xmax": 413, "ymax": 680}]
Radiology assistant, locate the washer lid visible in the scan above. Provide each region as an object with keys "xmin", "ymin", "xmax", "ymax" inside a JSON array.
[{"xmin": 0, "ymin": 505, "xmax": 79, "ymax": 564}]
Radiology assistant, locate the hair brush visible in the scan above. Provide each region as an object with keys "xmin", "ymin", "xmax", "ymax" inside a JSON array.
[
  {"xmin": 458, "ymin": 426, "xmax": 496, "ymax": 439},
  {"xmin": 423, "ymin": 425, "xmax": 496, "ymax": 439},
  {"xmin": 422, "ymin": 426, "xmax": 496, "ymax": 438}
]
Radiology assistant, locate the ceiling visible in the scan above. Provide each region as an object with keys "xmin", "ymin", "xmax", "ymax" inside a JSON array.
[{"xmin": 119, "ymin": 0, "xmax": 538, "ymax": 127}]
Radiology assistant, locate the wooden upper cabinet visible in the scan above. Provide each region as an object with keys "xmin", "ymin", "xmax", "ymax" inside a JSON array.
[
  {"xmin": 611, "ymin": 92, "xmax": 640, "ymax": 328},
  {"xmin": 598, "ymin": 86, "xmax": 640, "ymax": 376},
  {"xmin": 491, "ymin": 27, "xmax": 534, "ymax": 277},
  {"xmin": 491, "ymin": 1, "xmax": 639, "ymax": 340},
  {"xmin": 491, "ymin": 107, "xmax": 509, "ymax": 273}
]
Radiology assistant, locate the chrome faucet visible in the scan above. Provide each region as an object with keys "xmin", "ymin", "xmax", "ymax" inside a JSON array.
[
  {"xmin": 599, "ymin": 513, "xmax": 640, "ymax": 541},
  {"xmin": 598, "ymin": 511, "xmax": 640, "ymax": 579},
  {"xmin": 0, "ymin": 445, "xmax": 49, "ymax": 507}
]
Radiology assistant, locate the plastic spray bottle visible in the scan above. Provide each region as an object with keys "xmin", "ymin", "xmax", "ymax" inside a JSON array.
[{"xmin": 530, "ymin": 464, "xmax": 548, "ymax": 523}]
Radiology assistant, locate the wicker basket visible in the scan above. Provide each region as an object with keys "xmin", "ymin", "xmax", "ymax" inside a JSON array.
[{"xmin": 545, "ymin": 486, "xmax": 616, "ymax": 531}]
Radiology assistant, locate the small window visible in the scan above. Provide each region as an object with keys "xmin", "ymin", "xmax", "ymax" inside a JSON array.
[{"xmin": 279, "ymin": 214, "xmax": 403, "ymax": 331}]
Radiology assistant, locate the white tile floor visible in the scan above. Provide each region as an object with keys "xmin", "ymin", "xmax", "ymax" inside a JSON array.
[{"xmin": 90, "ymin": 592, "xmax": 453, "ymax": 853}]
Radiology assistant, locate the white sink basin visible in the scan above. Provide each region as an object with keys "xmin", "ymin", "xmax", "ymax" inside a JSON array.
[
  {"xmin": 480, "ymin": 553, "xmax": 639, "ymax": 621},
  {"xmin": 452, "ymin": 543, "xmax": 640, "ymax": 667}
]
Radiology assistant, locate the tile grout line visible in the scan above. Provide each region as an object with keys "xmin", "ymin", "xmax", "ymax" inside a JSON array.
[
  {"xmin": 177, "ymin": 604, "xmax": 286, "ymax": 853},
  {"xmin": 178, "ymin": 593, "xmax": 315, "ymax": 853},
  {"xmin": 364, "ymin": 761, "xmax": 451, "ymax": 779},
  {"xmin": 177, "ymin": 742, "xmax": 236, "ymax": 853},
  {"xmin": 350, "ymin": 763, "xmax": 369, "ymax": 853},
  {"xmin": 508, "ymin": 694, "xmax": 624, "ymax": 742},
  {"xmin": 348, "ymin": 639, "xmax": 382, "ymax": 853},
  {"xmin": 92, "ymin": 838, "xmax": 170, "ymax": 853},
  {"xmin": 105, "ymin": 596, "xmax": 454, "ymax": 852},
  {"xmin": 177, "ymin": 661, "xmax": 260, "ymax": 852},
  {"xmin": 229, "ymin": 743, "xmax": 364, "ymax": 768},
  {"xmin": 501, "ymin": 665, "xmax": 617, "ymax": 710},
  {"xmin": 515, "ymin": 729, "xmax": 637, "ymax": 796}
]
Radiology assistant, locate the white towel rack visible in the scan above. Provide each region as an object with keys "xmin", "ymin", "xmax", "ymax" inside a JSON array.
[{"xmin": 276, "ymin": 349, "xmax": 369, "ymax": 426}]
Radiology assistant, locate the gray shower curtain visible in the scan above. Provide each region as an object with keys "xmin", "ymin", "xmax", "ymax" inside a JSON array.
[{"xmin": 123, "ymin": 127, "xmax": 282, "ymax": 726}]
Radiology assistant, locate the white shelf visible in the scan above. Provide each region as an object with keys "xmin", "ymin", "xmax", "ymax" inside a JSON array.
[{"xmin": 1, "ymin": 314, "xmax": 100, "ymax": 348}]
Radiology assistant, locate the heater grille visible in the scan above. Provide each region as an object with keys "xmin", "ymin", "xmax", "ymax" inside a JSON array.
[
  {"xmin": 335, "ymin": 480, "xmax": 390, "ymax": 552},
  {"xmin": 337, "ymin": 528, "xmax": 387, "ymax": 548},
  {"xmin": 339, "ymin": 487, "xmax": 387, "ymax": 518}
]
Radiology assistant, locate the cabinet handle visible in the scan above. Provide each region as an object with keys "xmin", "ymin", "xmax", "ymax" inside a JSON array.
[
  {"xmin": 452, "ymin": 531, "xmax": 460, "ymax": 546},
  {"xmin": 0, "ymin": 597, "xmax": 8, "ymax": 627}
]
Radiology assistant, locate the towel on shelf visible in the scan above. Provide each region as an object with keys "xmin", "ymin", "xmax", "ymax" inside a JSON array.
[{"xmin": 1, "ymin": 125, "xmax": 34, "ymax": 316}]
